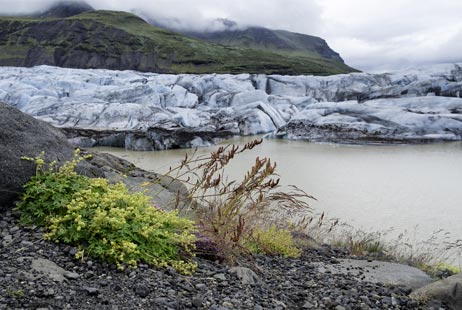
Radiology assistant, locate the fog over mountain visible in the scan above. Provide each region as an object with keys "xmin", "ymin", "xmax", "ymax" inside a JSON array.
[{"xmin": 1, "ymin": 0, "xmax": 462, "ymax": 71}]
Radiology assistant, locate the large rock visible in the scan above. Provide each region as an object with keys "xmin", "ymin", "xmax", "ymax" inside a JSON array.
[
  {"xmin": 83, "ymin": 150, "xmax": 188, "ymax": 210},
  {"xmin": 314, "ymin": 259, "xmax": 434, "ymax": 290},
  {"xmin": 30, "ymin": 258, "xmax": 72, "ymax": 283},
  {"xmin": 229, "ymin": 267, "xmax": 263, "ymax": 286},
  {"xmin": 411, "ymin": 273, "xmax": 462, "ymax": 309},
  {"xmin": 0, "ymin": 103, "xmax": 76, "ymax": 208},
  {"xmin": 0, "ymin": 103, "xmax": 187, "ymax": 209}
]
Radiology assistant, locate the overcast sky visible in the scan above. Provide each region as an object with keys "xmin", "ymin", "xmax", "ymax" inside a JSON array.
[{"xmin": 2, "ymin": 0, "xmax": 462, "ymax": 72}]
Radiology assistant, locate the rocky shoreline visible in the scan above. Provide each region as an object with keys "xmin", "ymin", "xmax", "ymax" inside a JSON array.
[{"xmin": 1, "ymin": 209, "xmax": 446, "ymax": 310}]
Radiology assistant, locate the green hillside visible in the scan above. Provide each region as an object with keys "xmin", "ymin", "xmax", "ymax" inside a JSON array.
[
  {"xmin": 0, "ymin": 10, "xmax": 357, "ymax": 75},
  {"xmin": 184, "ymin": 27, "xmax": 345, "ymax": 63}
]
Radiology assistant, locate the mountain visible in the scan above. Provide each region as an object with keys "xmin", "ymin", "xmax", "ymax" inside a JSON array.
[
  {"xmin": 146, "ymin": 17, "xmax": 344, "ymax": 63},
  {"xmin": 188, "ymin": 28, "xmax": 344, "ymax": 63},
  {"xmin": 36, "ymin": 1, "xmax": 94, "ymax": 18},
  {"xmin": 0, "ymin": 9, "xmax": 357, "ymax": 75}
]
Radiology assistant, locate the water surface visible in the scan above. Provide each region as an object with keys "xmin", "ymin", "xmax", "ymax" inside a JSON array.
[{"xmin": 94, "ymin": 138, "xmax": 462, "ymax": 249}]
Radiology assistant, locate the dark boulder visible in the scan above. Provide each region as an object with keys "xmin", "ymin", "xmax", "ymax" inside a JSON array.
[
  {"xmin": 0, "ymin": 103, "xmax": 187, "ymax": 211},
  {"xmin": 82, "ymin": 150, "xmax": 189, "ymax": 211},
  {"xmin": 0, "ymin": 103, "xmax": 77, "ymax": 208}
]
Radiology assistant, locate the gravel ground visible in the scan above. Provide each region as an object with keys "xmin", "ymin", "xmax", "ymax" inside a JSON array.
[{"xmin": 0, "ymin": 210, "xmax": 446, "ymax": 310}]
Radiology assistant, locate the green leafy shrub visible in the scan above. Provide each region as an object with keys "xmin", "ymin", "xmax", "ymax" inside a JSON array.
[
  {"xmin": 17, "ymin": 151, "xmax": 197, "ymax": 274},
  {"xmin": 18, "ymin": 152, "xmax": 90, "ymax": 226},
  {"xmin": 245, "ymin": 225, "xmax": 301, "ymax": 258}
]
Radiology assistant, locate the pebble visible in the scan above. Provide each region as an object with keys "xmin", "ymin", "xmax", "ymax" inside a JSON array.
[
  {"xmin": 359, "ymin": 295, "xmax": 371, "ymax": 305},
  {"xmin": 64, "ymin": 272, "xmax": 80, "ymax": 280},
  {"xmin": 302, "ymin": 301, "xmax": 316, "ymax": 308},
  {"xmin": 134, "ymin": 284, "xmax": 150, "ymax": 298},
  {"xmin": 83, "ymin": 286, "xmax": 99, "ymax": 296},
  {"xmin": 167, "ymin": 289, "xmax": 176, "ymax": 295},
  {"xmin": 0, "ymin": 211, "xmax": 440, "ymax": 310},
  {"xmin": 68, "ymin": 247, "xmax": 78, "ymax": 256},
  {"xmin": 20, "ymin": 240, "xmax": 34, "ymax": 247},
  {"xmin": 322, "ymin": 296, "xmax": 333, "ymax": 306},
  {"xmin": 191, "ymin": 296, "xmax": 204, "ymax": 307},
  {"xmin": 154, "ymin": 297, "xmax": 170, "ymax": 305},
  {"xmin": 214, "ymin": 273, "xmax": 227, "ymax": 281}
]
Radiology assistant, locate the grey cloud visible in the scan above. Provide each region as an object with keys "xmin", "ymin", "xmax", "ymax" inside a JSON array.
[
  {"xmin": 90, "ymin": 0, "xmax": 322, "ymax": 33},
  {"xmin": 318, "ymin": 0, "xmax": 462, "ymax": 71},
  {"xmin": 331, "ymin": 28, "xmax": 462, "ymax": 72},
  {"xmin": 0, "ymin": 0, "xmax": 322, "ymax": 32},
  {"xmin": 0, "ymin": 0, "xmax": 462, "ymax": 71},
  {"xmin": 0, "ymin": 0, "xmax": 57, "ymax": 14}
]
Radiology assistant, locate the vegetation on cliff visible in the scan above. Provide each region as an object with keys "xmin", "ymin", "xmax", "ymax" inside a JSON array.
[
  {"xmin": 0, "ymin": 10, "xmax": 356, "ymax": 75},
  {"xmin": 179, "ymin": 25, "xmax": 345, "ymax": 63}
]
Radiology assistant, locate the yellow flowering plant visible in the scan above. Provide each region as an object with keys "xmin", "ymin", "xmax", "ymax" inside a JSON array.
[
  {"xmin": 244, "ymin": 225, "xmax": 301, "ymax": 258},
  {"xmin": 17, "ymin": 151, "xmax": 197, "ymax": 274}
]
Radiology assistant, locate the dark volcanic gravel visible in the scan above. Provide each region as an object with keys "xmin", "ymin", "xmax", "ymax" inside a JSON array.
[{"xmin": 0, "ymin": 210, "xmax": 444, "ymax": 310}]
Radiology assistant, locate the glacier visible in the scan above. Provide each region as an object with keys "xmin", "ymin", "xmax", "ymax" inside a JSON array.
[{"xmin": 0, "ymin": 64, "xmax": 461, "ymax": 150}]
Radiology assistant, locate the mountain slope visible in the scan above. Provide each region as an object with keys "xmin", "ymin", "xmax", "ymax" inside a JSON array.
[
  {"xmin": 144, "ymin": 17, "xmax": 344, "ymax": 63},
  {"xmin": 184, "ymin": 26, "xmax": 344, "ymax": 63},
  {"xmin": 0, "ymin": 10, "xmax": 357, "ymax": 75}
]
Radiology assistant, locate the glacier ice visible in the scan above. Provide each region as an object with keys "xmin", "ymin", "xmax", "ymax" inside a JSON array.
[{"xmin": 0, "ymin": 64, "xmax": 461, "ymax": 149}]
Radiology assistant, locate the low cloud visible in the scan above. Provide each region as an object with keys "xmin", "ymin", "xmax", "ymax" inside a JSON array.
[
  {"xmin": 0, "ymin": 0, "xmax": 322, "ymax": 32},
  {"xmin": 317, "ymin": 0, "xmax": 462, "ymax": 71},
  {"xmin": 95, "ymin": 0, "xmax": 323, "ymax": 33},
  {"xmin": 0, "ymin": 0, "xmax": 56, "ymax": 15},
  {"xmin": 327, "ymin": 23, "xmax": 462, "ymax": 72},
  {"xmin": 1, "ymin": 0, "xmax": 462, "ymax": 71}
]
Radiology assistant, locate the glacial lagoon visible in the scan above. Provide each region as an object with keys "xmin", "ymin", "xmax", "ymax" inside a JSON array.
[{"xmin": 95, "ymin": 138, "xmax": 462, "ymax": 258}]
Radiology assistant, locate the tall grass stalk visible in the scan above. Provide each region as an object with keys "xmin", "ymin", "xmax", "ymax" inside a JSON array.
[{"xmin": 161, "ymin": 139, "xmax": 315, "ymax": 262}]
